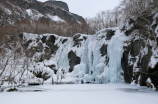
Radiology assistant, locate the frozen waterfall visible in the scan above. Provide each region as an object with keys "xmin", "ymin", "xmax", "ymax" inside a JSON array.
[
  {"xmin": 94, "ymin": 29, "xmax": 125, "ymax": 83},
  {"xmin": 53, "ymin": 28, "xmax": 128, "ymax": 84},
  {"xmin": 107, "ymin": 30, "xmax": 124, "ymax": 83}
]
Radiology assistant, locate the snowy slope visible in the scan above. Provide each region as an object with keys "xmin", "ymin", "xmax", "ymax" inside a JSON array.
[{"xmin": 0, "ymin": 0, "xmax": 85, "ymax": 26}]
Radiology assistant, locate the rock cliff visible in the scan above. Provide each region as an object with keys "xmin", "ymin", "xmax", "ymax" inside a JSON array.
[{"xmin": 1, "ymin": 1, "xmax": 158, "ymax": 89}]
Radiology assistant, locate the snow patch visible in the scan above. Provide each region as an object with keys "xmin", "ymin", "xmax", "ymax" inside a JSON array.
[
  {"xmin": 47, "ymin": 15, "xmax": 65, "ymax": 22},
  {"xmin": 26, "ymin": 9, "xmax": 43, "ymax": 20}
]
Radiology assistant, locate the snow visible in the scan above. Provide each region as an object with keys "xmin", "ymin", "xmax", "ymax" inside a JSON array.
[
  {"xmin": 61, "ymin": 73, "xmax": 76, "ymax": 83},
  {"xmin": 19, "ymin": 27, "xmax": 134, "ymax": 84},
  {"xmin": 0, "ymin": 4, "xmax": 12, "ymax": 15},
  {"xmin": 124, "ymin": 19, "xmax": 134, "ymax": 30},
  {"xmin": 23, "ymin": 32, "xmax": 39, "ymax": 41},
  {"xmin": 0, "ymin": 84, "xmax": 158, "ymax": 104},
  {"xmin": 26, "ymin": 9, "xmax": 43, "ymax": 20},
  {"xmin": 148, "ymin": 39, "xmax": 158, "ymax": 68},
  {"xmin": 73, "ymin": 64, "xmax": 81, "ymax": 74},
  {"xmin": 47, "ymin": 15, "xmax": 65, "ymax": 22},
  {"xmin": 147, "ymin": 78, "xmax": 152, "ymax": 83},
  {"xmin": 155, "ymin": 25, "xmax": 158, "ymax": 37},
  {"xmin": 148, "ymin": 55, "xmax": 158, "ymax": 68}
]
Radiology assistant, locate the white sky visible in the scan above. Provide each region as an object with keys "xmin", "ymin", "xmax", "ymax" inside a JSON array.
[{"xmin": 37, "ymin": 0, "xmax": 121, "ymax": 18}]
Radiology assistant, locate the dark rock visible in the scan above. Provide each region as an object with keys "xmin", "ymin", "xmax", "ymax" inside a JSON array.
[
  {"xmin": 47, "ymin": 64, "xmax": 56, "ymax": 70},
  {"xmin": 44, "ymin": 47, "xmax": 50, "ymax": 53},
  {"xmin": 72, "ymin": 13, "xmax": 86, "ymax": 24},
  {"xmin": 68, "ymin": 50, "xmax": 81, "ymax": 72},
  {"xmin": 148, "ymin": 63, "xmax": 158, "ymax": 87},
  {"xmin": 100, "ymin": 44, "xmax": 107, "ymax": 56},
  {"xmin": 81, "ymin": 80, "xmax": 84, "ymax": 84},
  {"xmin": 133, "ymin": 72, "xmax": 140, "ymax": 84},
  {"xmin": 121, "ymin": 52, "xmax": 133, "ymax": 83},
  {"xmin": 39, "ymin": 53, "xmax": 51, "ymax": 62},
  {"xmin": 46, "ymin": 35, "xmax": 58, "ymax": 54},
  {"xmin": 41, "ymin": 36, "xmax": 47, "ymax": 43},
  {"xmin": 36, "ymin": 42, "xmax": 43, "ymax": 52},
  {"xmin": 43, "ymin": 4, "xmax": 56, "ymax": 15},
  {"xmin": 86, "ymin": 82, "xmax": 91, "ymax": 84},
  {"xmin": 131, "ymin": 40, "xmax": 141, "ymax": 56},
  {"xmin": 56, "ymin": 8, "xmax": 75, "ymax": 22},
  {"xmin": 26, "ymin": 47, "xmax": 37, "ymax": 57},
  {"xmin": 46, "ymin": 1, "xmax": 69, "ymax": 12},
  {"xmin": 83, "ymin": 36, "xmax": 87, "ymax": 40},
  {"xmin": 135, "ymin": 17, "xmax": 150, "ymax": 38},
  {"xmin": 28, "ymin": 83, "xmax": 41, "ymax": 86},
  {"xmin": 91, "ymin": 71, "xmax": 93, "ymax": 75},
  {"xmin": 33, "ymin": 71, "xmax": 50, "ymax": 80},
  {"xmin": 47, "ymin": 35, "xmax": 56, "ymax": 45},
  {"xmin": 7, "ymin": 88, "xmax": 18, "ymax": 92},
  {"xmin": 125, "ymin": 19, "xmax": 135, "ymax": 36},
  {"xmin": 11, "ymin": 0, "xmax": 86, "ymax": 24},
  {"xmin": 24, "ymin": 40, "xmax": 32, "ymax": 47},
  {"xmin": 19, "ymin": 33, "xmax": 23, "ymax": 39},
  {"xmin": 106, "ymin": 30, "xmax": 115, "ymax": 40},
  {"xmin": 51, "ymin": 45, "xmax": 59, "ymax": 54},
  {"xmin": 13, "ymin": 0, "xmax": 45, "ymax": 13},
  {"xmin": 62, "ymin": 39, "xmax": 68, "ymax": 44},
  {"xmin": 140, "ymin": 52, "xmax": 152, "ymax": 86},
  {"xmin": 73, "ymin": 34, "xmax": 84, "ymax": 47},
  {"xmin": 105, "ymin": 56, "xmax": 109, "ymax": 66},
  {"xmin": 54, "ymin": 70, "xmax": 57, "ymax": 74},
  {"xmin": 73, "ymin": 34, "xmax": 81, "ymax": 41}
]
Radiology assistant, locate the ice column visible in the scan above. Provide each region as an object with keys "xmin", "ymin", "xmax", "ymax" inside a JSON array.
[
  {"xmin": 57, "ymin": 39, "xmax": 71, "ymax": 72},
  {"xmin": 107, "ymin": 31, "xmax": 123, "ymax": 83},
  {"xmin": 80, "ymin": 38, "xmax": 89, "ymax": 74}
]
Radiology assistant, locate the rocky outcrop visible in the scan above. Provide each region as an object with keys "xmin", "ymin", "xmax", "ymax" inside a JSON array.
[
  {"xmin": 68, "ymin": 51, "xmax": 81, "ymax": 72},
  {"xmin": 100, "ymin": 44, "xmax": 107, "ymax": 56},
  {"xmin": 148, "ymin": 63, "xmax": 158, "ymax": 87},
  {"xmin": 120, "ymin": 9, "xmax": 158, "ymax": 87},
  {"xmin": 0, "ymin": 0, "xmax": 91, "ymax": 39},
  {"xmin": 11, "ymin": 0, "xmax": 78, "ymax": 22},
  {"xmin": 17, "ymin": 15, "xmax": 158, "ymax": 86},
  {"xmin": 2, "ymin": 3, "xmax": 158, "ymax": 87},
  {"xmin": 46, "ymin": 1, "xmax": 69, "ymax": 12}
]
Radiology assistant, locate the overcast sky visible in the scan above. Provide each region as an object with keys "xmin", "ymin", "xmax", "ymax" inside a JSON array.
[{"xmin": 37, "ymin": 0, "xmax": 121, "ymax": 18}]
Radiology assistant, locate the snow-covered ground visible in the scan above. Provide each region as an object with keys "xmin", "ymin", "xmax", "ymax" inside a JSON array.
[{"xmin": 0, "ymin": 83, "xmax": 158, "ymax": 104}]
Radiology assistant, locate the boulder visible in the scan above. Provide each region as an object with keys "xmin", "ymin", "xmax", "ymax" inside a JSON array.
[
  {"xmin": 68, "ymin": 50, "xmax": 81, "ymax": 72},
  {"xmin": 46, "ymin": 1, "xmax": 69, "ymax": 12}
]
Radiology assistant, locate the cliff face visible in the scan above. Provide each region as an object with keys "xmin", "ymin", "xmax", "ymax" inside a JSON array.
[
  {"xmin": 0, "ymin": 0, "xmax": 89, "ymax": 37},
  {"xmin": 0, "ymin": 0, "xmax": 85, "ymax": 23},
  {"xmin": 121, "ymin": 10, "xmax": 158, "ymax": 87},
  {"xmin": 1, "ymin": 1, "xmax": 158, "ymax": 88},
  {"xmin": 14, "ymin": 8, "xmax": 158, "ymax": 87},
  {"xmin": 0, "ymin": 0, "xmax": 86, "ymax": 25},
  {"xmin": 45, "ymin": 1, "xmax": 69, "ymax": 12}
]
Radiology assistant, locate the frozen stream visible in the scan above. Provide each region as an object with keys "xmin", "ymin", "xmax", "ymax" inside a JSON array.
[{"xmin": 0, "ymin": 83, "xmax": 158, "ymax": 104}]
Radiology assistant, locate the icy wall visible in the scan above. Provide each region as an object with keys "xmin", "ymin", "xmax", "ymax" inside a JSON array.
[
  {"xmin": 13, "ymin": 9, "xmax": 158, "ymax": 86},
  {"xmin": 19, "ymin": 27, "xmax": 133, "ymax": 84}
]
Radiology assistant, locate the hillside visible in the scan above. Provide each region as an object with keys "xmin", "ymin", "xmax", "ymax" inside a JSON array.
[{"xmin": 0, "ymin": 0, "xmax": 91, "ymax": 40}]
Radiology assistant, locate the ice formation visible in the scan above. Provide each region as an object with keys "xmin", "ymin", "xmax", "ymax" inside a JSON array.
[
  {"xmin": 1, "ymin": 27, "xmax": 133, "ymax": 85},
  {"xmin": 44, "ymin": 28, "xmax": 131, "ymax": 84},
  {"xmin": 106, "ymin": 30, "xmax": 124, "ymax": 83}
]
